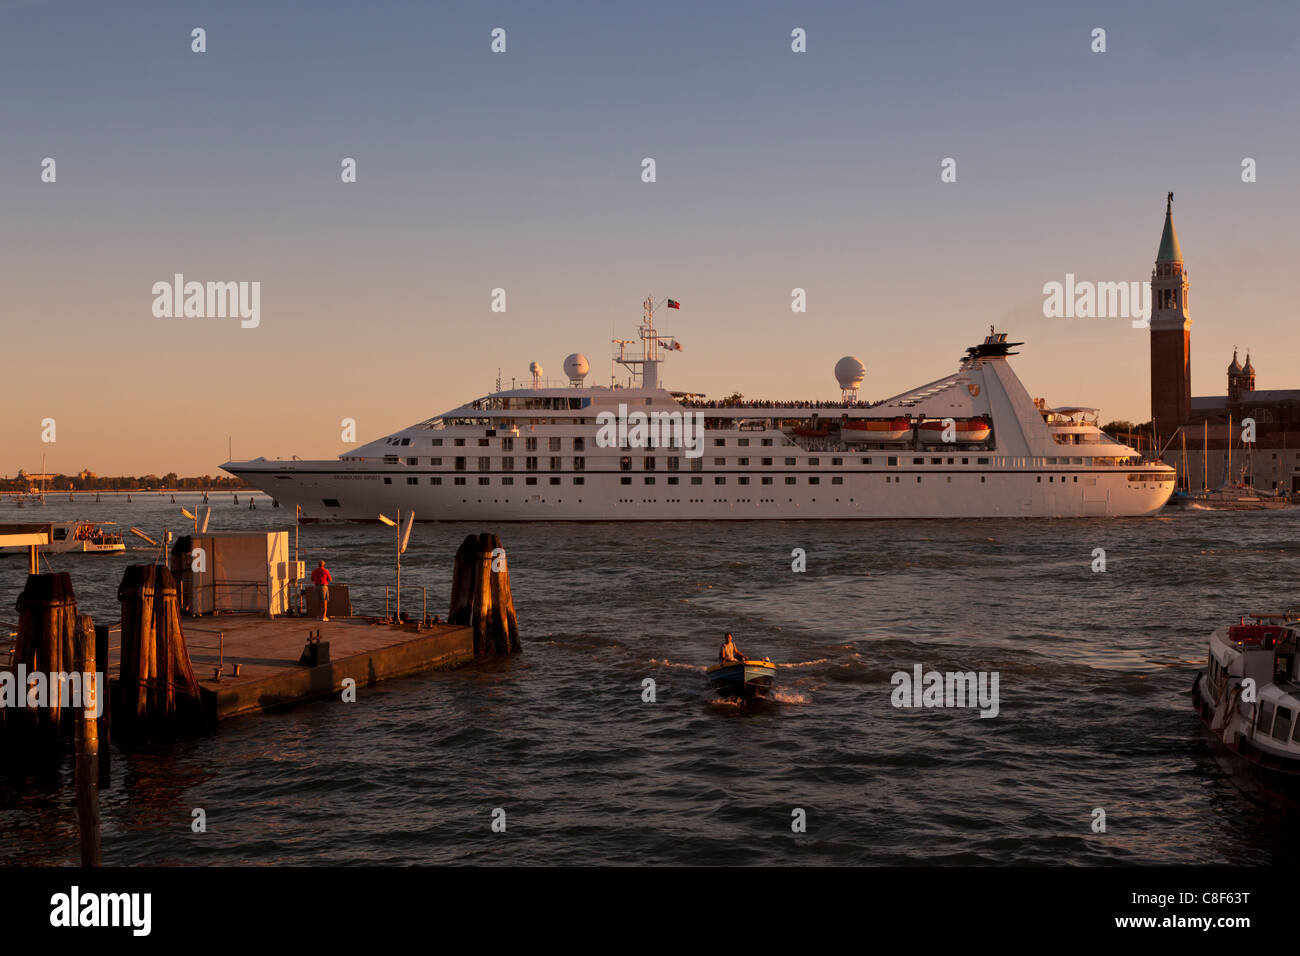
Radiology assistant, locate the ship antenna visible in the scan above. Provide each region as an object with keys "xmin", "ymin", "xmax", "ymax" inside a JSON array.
[
  {"xmin": 644, "ymin": 294, "xmax": 657, "ymax": 370},
  {"xmin": 611, "ymin": 295, "xmax": 681, "ymax": 390}
]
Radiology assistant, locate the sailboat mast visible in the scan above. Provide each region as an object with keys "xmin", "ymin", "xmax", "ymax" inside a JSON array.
[
  {"xmin": 1181, "ymin": 431, "xmax": 1187, "ymax": 493},
  {"xmin": 1282, "ymin": 430, "xmax": 1287, "ymax": 496}
]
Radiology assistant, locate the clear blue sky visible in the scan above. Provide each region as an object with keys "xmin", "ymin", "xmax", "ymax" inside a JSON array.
[{"xmin": 3, "ymin": 0, "xmax": 1297, "ymax": 474}]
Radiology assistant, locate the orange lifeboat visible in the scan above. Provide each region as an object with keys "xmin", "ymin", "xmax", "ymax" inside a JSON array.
[
  {"xmin": 916, "ymin": 416, "xmax": 991, "ymax": 443},
  {"xmin": 792, "ymin": 425, "xmax": 830, "ymax": 438},
  {"xmin": 842, "ymin": 418, "xmax": 912, "ymax": 442}
]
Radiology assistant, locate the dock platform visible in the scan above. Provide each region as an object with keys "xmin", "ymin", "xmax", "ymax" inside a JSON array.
[{"xmin": 117, "ymin": 615, "xmax": 475, "ymax": 722}]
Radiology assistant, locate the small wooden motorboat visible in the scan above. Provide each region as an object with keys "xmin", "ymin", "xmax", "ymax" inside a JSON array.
[{"xmin": 706, "ymin": 658, "xmax": 777, "ymax": 701}]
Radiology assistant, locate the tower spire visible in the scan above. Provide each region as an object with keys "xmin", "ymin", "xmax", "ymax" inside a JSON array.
[{"xmin": 1157, "ymin": 191, "xmax": 1182, "ymax": 263}]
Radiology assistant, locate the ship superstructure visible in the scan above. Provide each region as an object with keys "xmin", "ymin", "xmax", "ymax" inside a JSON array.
[{"xmin": 223, "ymin": 298, "xmax": 1175, "ymax": 520}]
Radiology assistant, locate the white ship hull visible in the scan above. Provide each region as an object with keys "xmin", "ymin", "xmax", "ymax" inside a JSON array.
[{"xmin": 229, "ymin": 464, "xmax": 1171, "ymax": 521}]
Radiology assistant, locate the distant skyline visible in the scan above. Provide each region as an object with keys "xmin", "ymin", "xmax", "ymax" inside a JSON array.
[{"xmin": 3, "ymin": 0, "xmax": 1298, "ymax": 475}]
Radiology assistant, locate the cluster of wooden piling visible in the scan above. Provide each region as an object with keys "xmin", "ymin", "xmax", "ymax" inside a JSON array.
[
  {"xmin": 9, "ymin": 573, "xmax": 80, "ymax": 739},
  {"xmin": 3, "ymin": 574, "xmax": 107, "ymax": 864},
  {"xmin": 116, "ymin": 565, "xmax": 203, "ymax": 732},
  {"xmin": 448, "ymin": 533, "xmax": 521, "ymax": 656}
]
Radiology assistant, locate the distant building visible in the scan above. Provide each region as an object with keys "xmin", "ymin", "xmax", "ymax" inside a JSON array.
[{"xmin": 1151, "ymin": 195, "xmax": 1300, "ymax": 492}]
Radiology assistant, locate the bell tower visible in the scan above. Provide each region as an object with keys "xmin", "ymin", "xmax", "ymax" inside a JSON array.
[
  {"xmin": 1227, "ymin": 350, "xmax": 1243, "ymax": 403},
  {"xmin": 1149, "ymin": 192, "xmax": 1191, "ymax": 434}
]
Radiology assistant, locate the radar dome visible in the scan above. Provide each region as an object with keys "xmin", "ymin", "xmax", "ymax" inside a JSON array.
[
  {"xmin": 529, "ymin": 361, "xmax": 543, "ymax": 376},
  {"xmin": 834, "ymin": 356, "xmax": 866, "ymax": 390},
  {"xmin": 563, "ymin": 353, "xmax": 590, "ymax": 382}
]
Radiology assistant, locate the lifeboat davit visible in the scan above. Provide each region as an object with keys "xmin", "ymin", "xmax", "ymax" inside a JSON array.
[
  {"xmin": 842, "ymin": 418, "xmax": 912, "ymax": 442},
  {"xmin": 916, "ymin": 416, "xmax": 991, "ymax": 443}
]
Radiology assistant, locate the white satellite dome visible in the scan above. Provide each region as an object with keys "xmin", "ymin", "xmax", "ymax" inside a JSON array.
[
  {"xmin": 834, "ymin": 356, "xmax": 866, "ymax": 390},
  {"xmin": 563, "ymin": 353, "xmax": 590, "ymax": 382},
  {"xmin": 529, "ymin": 361, "xmax": 543, "ymax": 376}
]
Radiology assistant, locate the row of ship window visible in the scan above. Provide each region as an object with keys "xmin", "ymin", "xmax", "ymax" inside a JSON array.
[
  {"xmin": 378, "ymin": 455, "xmax": 998, "ymax": 469},
  {"xmin": 1255, "ymin": 698, "xmax": 1300, "ymax": 745},
  {"xmin": 384, "ymin": 475, "xmax": 853, "ymax": 486},
  {"xmin": 446, "ymin": 498, "xmax": 853, "ymax": 506},
  {"xmin": 1207, "ymin": 656, "xmax": 1300, "ymax": 746},
  {"xmin": 382, "ymin": 474, "xmax": 1085, "ymax": 487},
  {"xmin": 379, "ymin": 436, "xmax": 1117, "ymax": 468},
  {"xmin": 384, "ymin": 436, "xmax": 784, "ymax": 449}
]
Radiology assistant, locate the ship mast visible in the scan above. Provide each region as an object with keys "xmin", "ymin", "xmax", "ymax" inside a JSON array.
[{"xmin": 613, "ymin": 295, "xmax": 680, "ymax": 388}]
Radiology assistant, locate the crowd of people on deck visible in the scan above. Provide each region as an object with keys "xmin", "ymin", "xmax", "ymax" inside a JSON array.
[{"xmin": 677, "ymin": 398, "xmax": 877, "ymax": 409}]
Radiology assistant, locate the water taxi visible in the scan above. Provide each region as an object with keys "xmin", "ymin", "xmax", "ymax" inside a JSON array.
[
  {"xmin": 0, "ymin": 521, "xmax": 126, "ymax": 555},
  {"xmin": 1192, "ymin": 611, "xmax": 1300, "ymax": 803}
]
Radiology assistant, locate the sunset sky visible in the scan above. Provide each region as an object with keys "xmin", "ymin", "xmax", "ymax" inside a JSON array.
[{"xmin": 3, "ymin": 0, "xmax": 1298, "ymax": 476}]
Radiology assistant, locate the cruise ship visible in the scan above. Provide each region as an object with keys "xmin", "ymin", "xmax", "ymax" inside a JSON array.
[{"xmin": 223, "ymin": 298, "xmax": 1176, "ymax": 520}]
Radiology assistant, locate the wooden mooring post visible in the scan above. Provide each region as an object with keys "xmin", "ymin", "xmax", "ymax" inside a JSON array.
[
  {"xmin": 73, "ymin": 613, "xmax": 101, "ymax": 866},
  {"xmin": 94, "ymin": 623, "xmax": 111, "ymax": 787},
  {"xmin": 448, "ymin": 533, "xmax": 520, "ymax": 656}
]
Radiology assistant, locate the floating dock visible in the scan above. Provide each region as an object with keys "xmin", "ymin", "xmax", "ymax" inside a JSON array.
[
  {"xmin": 141, "ymin": 615, "xmax": 476, "ymax": 721},
  {"xmin": 4, "ymin": 528, "xmax": 516, "ymax": 733},
  {"xmin": 1, "ymin": 529, "xmax": 516, "ymax": 870}
]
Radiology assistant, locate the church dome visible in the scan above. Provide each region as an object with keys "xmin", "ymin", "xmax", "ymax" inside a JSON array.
[
  {"xmin": 1228, "ymin": 350, "xmax": 1242, "ymax": 374},
  {"xmin": 1243, "ymin": 352, "xmax": 1254, "ymax": 373}
]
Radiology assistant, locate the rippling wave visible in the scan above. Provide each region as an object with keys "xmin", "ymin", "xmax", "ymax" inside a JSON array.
[{"xmin": 3, "ymin": 495, "xmax": 1299, "ymax": 864}]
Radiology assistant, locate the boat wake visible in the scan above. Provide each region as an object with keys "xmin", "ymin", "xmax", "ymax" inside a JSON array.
[
  {"xmin": 647, "ymin": 658, "xmax": 705, "ymax": 671},
  {"xmin": 705, "ymin": 697, "xmax": 745, "ymax": 711}
]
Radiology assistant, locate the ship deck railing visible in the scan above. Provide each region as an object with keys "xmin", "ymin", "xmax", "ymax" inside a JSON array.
[{"xmin": 678, "ymin": 400, "xmax": 879, "ymax": 410}]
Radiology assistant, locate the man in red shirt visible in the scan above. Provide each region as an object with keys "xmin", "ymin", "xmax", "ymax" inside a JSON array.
[{"xmin": 311, "ymin": 560, "xmax": 332, "ymax": 621}]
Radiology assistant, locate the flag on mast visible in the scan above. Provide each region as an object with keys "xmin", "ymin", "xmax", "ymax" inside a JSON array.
[{"xmin": 666, "ymin": 299, "xmax": 681, "ymax": 309}]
